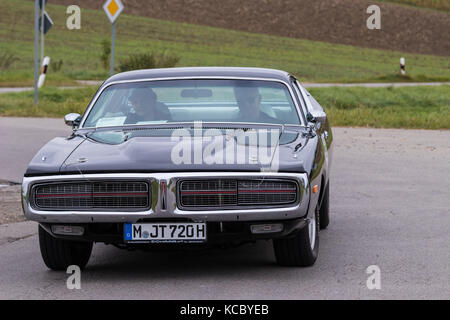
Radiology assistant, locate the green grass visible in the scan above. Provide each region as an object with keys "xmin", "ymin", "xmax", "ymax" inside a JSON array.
[
  {"xmin": 0, "ymin": 0, "xmax": 449, "ymax": 87},
  {"xmin": 1, "ymin": 85, "xmax": 449, "ymax": 129},
  {"xmin": 0, "ymin": 87, "xmax": 97, "ymax": 117},
  {"xmin": 309, "ymin": 85, "xmax": 450, "ymax": 129},
  {"xmin": 381, "ymin": 0, "xmax": 450, "ymax": 12}
]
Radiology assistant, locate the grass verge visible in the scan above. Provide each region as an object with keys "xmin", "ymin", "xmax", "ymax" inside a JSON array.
[
  {"xmin": 0, "ymin": 0, "xmax": 449, "ymax": 87},
  {"xmin": 0, "ymin": 85, "xmax": 449, "ymax": 130},
  {"xmin": 380, "ymin": 0, "xmax": 450, "ymax": 12},
  {"xmin": 309, "ymin": 85, "xmax": 450, "ymax": 129},
  {"xmin": 0, "ymin": 87, "xmax": 97, "ymax": 118}
]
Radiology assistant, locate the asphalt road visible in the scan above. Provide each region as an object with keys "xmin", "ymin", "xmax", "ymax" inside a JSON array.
[
  {"xmin": 0, "ymin": 118, "xmax": 449, "ymax": 299},
  {"xmin": 0, "ymin": 117, "xmax": 71, "ymax": 183}
]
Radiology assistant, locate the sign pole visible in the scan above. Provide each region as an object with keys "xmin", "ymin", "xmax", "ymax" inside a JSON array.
[
  {"xmin": 104, "ymin": 0, "xmax": 124, "ymax": 76},
  {"xmin": 41, "ymin": 1, "xmax": 45, "ymax": 65},
  {"xmin": 110, "ymin": 22, "xmax": 115, "ymax": 76},
  {"xmin": 34, "ymin": 0, "xmax": 39, "ymax": 105}
]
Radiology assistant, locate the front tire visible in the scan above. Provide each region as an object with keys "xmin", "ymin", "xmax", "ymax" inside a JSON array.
[
  {"xmin": 273, "ymin": 207, "xmax": 320, "ymax": 267},
  {"xmin": 39, "ymin": 226, "xmax": 93, "ymax": 271}
]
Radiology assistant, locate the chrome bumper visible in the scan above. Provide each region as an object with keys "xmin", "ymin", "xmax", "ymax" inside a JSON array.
[{"xmin": 22, "ymin": 172, "xmax": 310, "ymax": 223}]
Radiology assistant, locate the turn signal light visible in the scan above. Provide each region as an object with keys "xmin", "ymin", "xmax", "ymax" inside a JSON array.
[{"xmin": 313, "ymin": 185, "xmax": 319, "ymax": 194}]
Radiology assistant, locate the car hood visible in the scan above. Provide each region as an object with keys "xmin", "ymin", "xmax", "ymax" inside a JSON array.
[{"xmin": 56, "ymin": 128, "xmax": 317, "ymax": 175}]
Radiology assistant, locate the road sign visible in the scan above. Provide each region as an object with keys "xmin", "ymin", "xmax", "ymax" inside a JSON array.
[
  {"xmin": 103, "ymin": 0, "xmax": 124, "ymax": 24},
  {"xmin": 38, "ymin": 11, "xmax": 53, "ymax": 35}
]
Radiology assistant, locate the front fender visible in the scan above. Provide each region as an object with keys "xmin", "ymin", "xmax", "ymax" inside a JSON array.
[{"xmin": 24, "ymin": 136, "xmax": 86, "ymax": 177}]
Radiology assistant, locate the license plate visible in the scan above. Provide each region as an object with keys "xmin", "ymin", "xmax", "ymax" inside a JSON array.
[{"xmin": 124, "ymin": 223, "xmax": 207, "ymax": 243}]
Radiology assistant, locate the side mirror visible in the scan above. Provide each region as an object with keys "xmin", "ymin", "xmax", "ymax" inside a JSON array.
[
  {"xmin": 306, "ymin": 110, "xmax": 327, "ymax": 124},
  {"xmin": 64, "ymin": 113, "xmax": 82, "ymax": 128}
]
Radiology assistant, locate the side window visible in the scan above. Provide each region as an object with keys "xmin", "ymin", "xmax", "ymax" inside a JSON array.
[{"xmin": 290, "ymin": 80, "xmax": 309, "ymax": 124}]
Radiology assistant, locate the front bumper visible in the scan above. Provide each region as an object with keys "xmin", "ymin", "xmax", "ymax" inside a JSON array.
[
  {"xmin": 39, "ymin": 218, "xmax": 308, "ymax": 245},
  {"xmin": 22, "ymin": 172, "xmax": 310, "ymax": 223}
]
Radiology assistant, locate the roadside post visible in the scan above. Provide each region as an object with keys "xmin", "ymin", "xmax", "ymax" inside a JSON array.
[
  {"xmin": 38, "ymin": 57, "xmax": 51, "ymax": 88},
  {"xmin": 400, "ymin": 57, "xmax": 406, "ymax": 75},
  {"xmin": 103, "ymin": 0, "xmax": 124, "ymax": 77}
]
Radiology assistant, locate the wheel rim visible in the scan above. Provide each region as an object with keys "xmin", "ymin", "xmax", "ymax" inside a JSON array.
[
  {"xmin": 309, "ymin": 207, "xmax": 320, "ymax": 250},
  {"xmin": 309, "ymin": 214, "xmax": 316, "ymax": 250}
]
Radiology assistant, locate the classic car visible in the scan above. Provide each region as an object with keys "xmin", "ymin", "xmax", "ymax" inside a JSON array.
[{"xmin": 22, "ymin": 67, "xmax": 333, "ymax": 270}]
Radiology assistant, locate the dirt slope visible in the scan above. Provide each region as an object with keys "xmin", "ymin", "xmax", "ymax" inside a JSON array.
[{"xmin": 46, "ymin": 0, "xmax": 449, "ymax": 56}]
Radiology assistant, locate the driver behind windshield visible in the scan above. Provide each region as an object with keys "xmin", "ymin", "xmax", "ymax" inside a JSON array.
[
  {"xmin": 125, "ymin": 87, "xmax": 172, "ymax": 124},
  {"xmin": 234, "ymin": 86, "xmax": 278, "ymax": 124}
]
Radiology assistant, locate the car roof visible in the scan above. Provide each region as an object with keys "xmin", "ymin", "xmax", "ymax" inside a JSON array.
[{"xmin": 103, "ymin": 67, "xmax": 293, "ymax": 86}]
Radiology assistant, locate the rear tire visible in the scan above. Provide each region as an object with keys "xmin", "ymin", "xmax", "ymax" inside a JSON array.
[
  {"xmin": 273, "ymin": 207, "xmax": 319, "ymax": 267},
  {"xmin": 319, "ymin": 183, "xmax": 330, "ymax": 230},
  {"xmin": 39, "ymin": 226, "xmax": 93, "ymax": 271}
]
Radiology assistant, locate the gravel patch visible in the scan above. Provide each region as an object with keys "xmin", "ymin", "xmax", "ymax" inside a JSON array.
[{"xmin": 0, "ymin": 183, "xmax": 25, "ymax": 225}]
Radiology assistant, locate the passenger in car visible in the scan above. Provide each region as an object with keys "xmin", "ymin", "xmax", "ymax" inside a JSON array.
[
  {"xmin": 234, "ymin": 86, "xmax": 279, "ymax": 124},
  {"xmin": 125, "ymin": 88, "xmax": 172, "ymax": 124}
]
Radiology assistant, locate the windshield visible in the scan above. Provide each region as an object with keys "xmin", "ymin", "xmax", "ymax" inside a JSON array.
[{"xmin": 82, "ymin": 79, "xmax": 301, "ymax": 128}]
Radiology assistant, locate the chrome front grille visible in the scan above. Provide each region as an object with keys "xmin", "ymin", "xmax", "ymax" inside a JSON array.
[
  {"xmin": 34, "ymin": 181, "xmax": 149, "ymax": 210},
  {"xmin": 179, "ymin": 180, "xmax": 237, "ymax": 207},
  {"xmin": 179, "ymin": 179, "xmax": 298, "ymax": 209},
  {"xmin": 238, "ymin": 180, "xmax": 297, "ymax": 205}
]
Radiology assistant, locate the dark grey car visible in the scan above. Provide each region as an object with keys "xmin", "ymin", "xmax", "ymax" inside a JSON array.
[{"xmin": 22, "ymin": 67, "xmax": 333, "ymax": 269}]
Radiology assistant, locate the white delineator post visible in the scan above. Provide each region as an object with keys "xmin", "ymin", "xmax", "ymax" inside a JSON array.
[
  {"xmin": 38, "ymin": 56, "xmax": 50, "ymax": 88},
  {"xmin": 400, "ymin": 57, "xmax": 406, "ymax": 75}
]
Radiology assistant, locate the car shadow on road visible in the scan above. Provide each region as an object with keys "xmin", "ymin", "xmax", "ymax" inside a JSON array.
[{"xmin": 82, "ymin": 240, "xmax": 290, "ymax": 280}]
